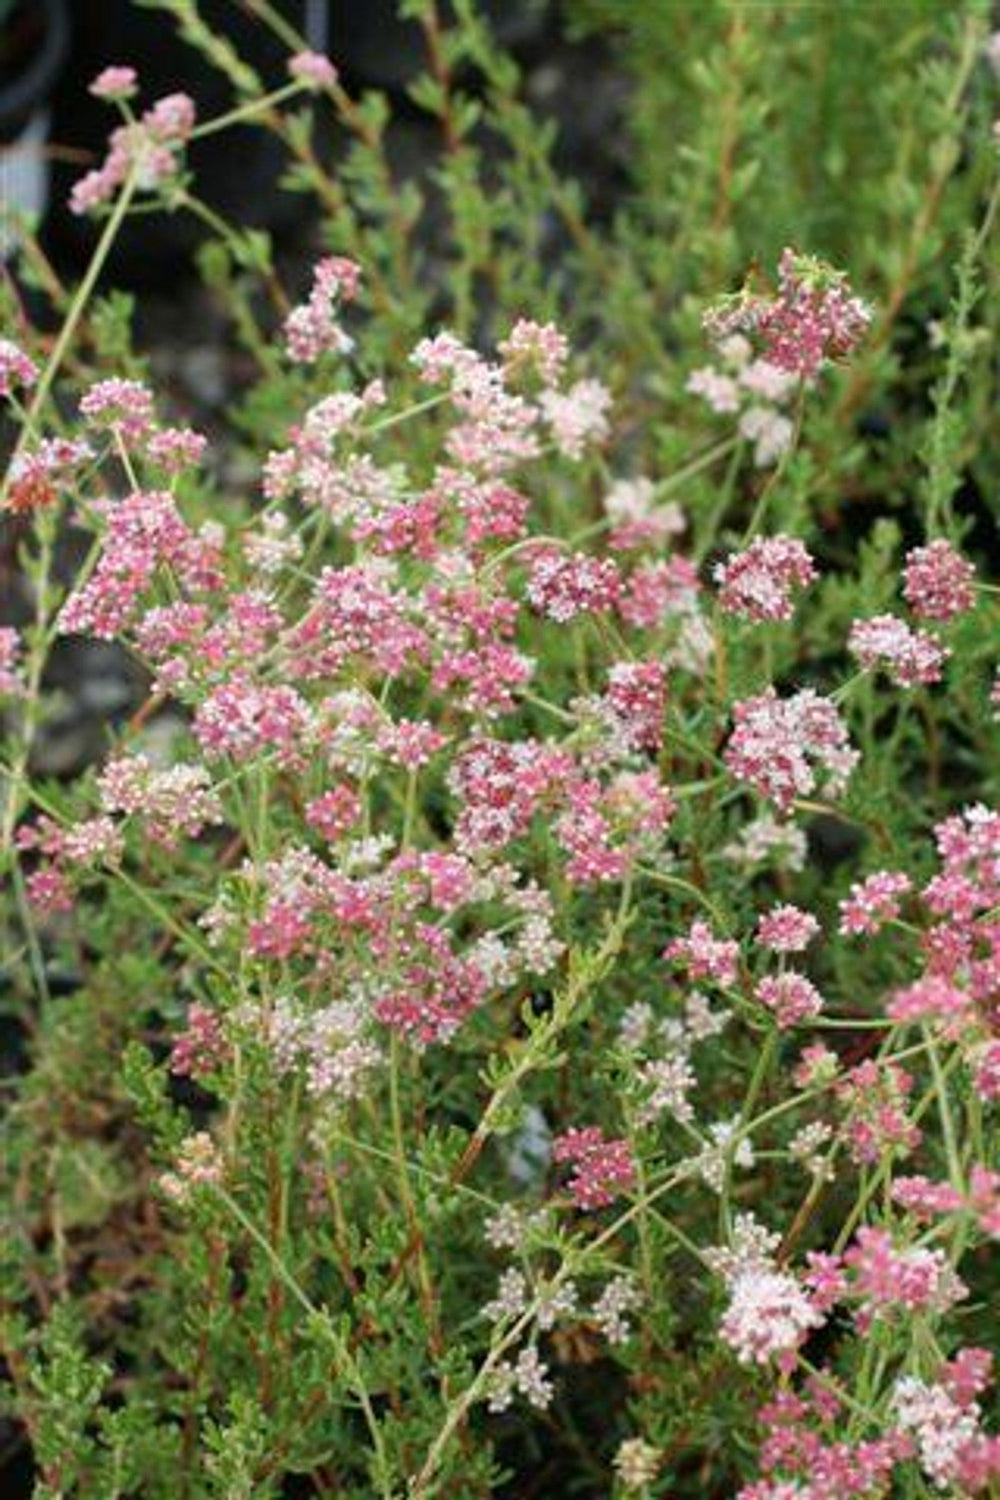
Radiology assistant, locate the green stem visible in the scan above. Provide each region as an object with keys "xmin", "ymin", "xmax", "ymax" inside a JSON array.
[
  {"xmin": 214, "ymin": 1186, "xmax": 394, "ymax": 1498},
  {"xmin": 188, "ymin": 80, "xmax": 307, "ymax": 140},
  {"xmin": 2, "ymin": 171, "xmax": 139, "ymax": 502}
]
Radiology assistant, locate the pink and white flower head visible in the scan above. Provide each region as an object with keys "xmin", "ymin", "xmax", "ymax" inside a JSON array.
[
  {"xmin": 724, "ymin": 688, "xmax": 858, "ymax": 814},
  {"xmin": 601, "ymin": 477, "xmax": 686, "ymax": 551},
  {"xmin": 737, "ymin": 406, "xmax": 794, "ymax": 467},
  {"xmin": 704, "ymin": 248, "xmax": 872, "ymax": 380},
  {"xmin": 686, "ymin": 366, "xmax": 741, "ymax": 414},
  {"xmin": 288, "ymin": 50, "xmax": 339, "ymax": 89},
  {"xmin": 845, "ymin": 1226, "xmax": 967, "ymax": 1320},
  {"xmin": 145, "ymin": 93, "xmax": 196, "ymax": 141},
  {"xmin": 79, "ymin": 377, "xmax": 155, "ymax": 439},
  {"xmin": 886, "ymin": 974, "xmax": 974, "ymax": 1033},
  {"xmin": 283, "ymin": 256, "xmax": 361, "ymax": 364},
  {"xmin": 526, "ymin": 546, "xmax": 621, "ymax": 622},
  {"xmin": 664, "ymin": 920, "xmax": 739, "ymax": 988},
  {"xmin": 89, "ymin": 66, "xmax": 139, "ymax": 101},
  {"xmin": 755, "ymin": 972, "xmax": 824, "ymax": 1028},
  {"xmin": 0, "ymin": 339, "xmax": 38, "ymax": 399},
  {"xmin": 838, "ymin": 869, "xmax": 911, "ymax": 936},
  {"xmin": 902, "ymin": 538, "xmax": 976, "ymax": 621},
  {"xmin": 756, "ymin": 904, "xmax": 820, "ymax": 953},
  {"xmin": 498, "ymin": 320, "xmax": 569, "ymax": 385},
  {"xmin": 848, "ymin": 614, "xmax": 948, "ymax": 687},
  {"xmin": 893, "ymin": 1376, "xmax": 1000, "ymax": 1491},
  {"xmin": 70, "ymin": 91, "xmax": 196, "ymax": 215},
  {"xmin": 715, "ymin": 535, "xmax": 817, "ymax": 622},
  {"xmin": 719, "ymin": 1267, "xmax": 824, "ymax": 1365},
  {"xmin": 552, "ymin": 1126, "xmax": 634, "ymax": 1211},
  {"xmin": 0, "ymin": 629, "xmax": 24, "ymax": 698},
  {"xmin": 538, "ymin": 378, "xmax": 612, "ymax": 458}
]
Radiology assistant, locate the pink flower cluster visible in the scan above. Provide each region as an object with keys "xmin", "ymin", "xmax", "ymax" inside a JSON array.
[
  {"xmin": 755, "ymin": 904, "xmax": 819, "ymax": 953},
  {"xmin": 902, "ymin": 538, "xmax": 976, "ymax": 621},
  {"xmin": 498, "ymin": 318, "xmax": 569, "ymax": 384},
  {"xmin": 742, "ymin": 1387, "xmax": 908, "ymax": 1500},
  {"xmin": 552, "ymin": 1127, "xmax": 635, "ymax": 1210},
  {"xmin": 892, "ymin": 1168, "xmax": 1000, "ymax": 1239},
  {"xmin": 79, "ymin": 377, "xmax": 156, "ymax": 438},
  {"xmin": 89, "ymin": 66, "xmax": 138, "ymax": 101},
  {"xmin": 5, "ymin": 436, "xmax": 93, "ymax": 514},
  {"xmin": 97, "ymin": 753, "xmax": 223, "ymax": 847},
  {"xmin": 848, "ymin": 614, "xmax": 947, "ymax": 687},
  {"xmin": 686, "ymin": 335, "xmax": 798, "ymax": 467},
  {"xmin": 886, "ymin": 973, "xmax": 973, "ymax": 1034},
  {"xmin": 412, "ymin": 332, "xmax": 541, "ymax": 475},
  {"xmin": 526, "ymin": 547, "xmax": 621, "ymax": 622},
  {"xmin": 894, "ymin": 1372, "xmax": 1000, "ymax": 1491},
  {"xmin": 449, "ymin": 735, "xmax": 670, "ymax": 883},
  {"xmin": 755, "ymin": 972, "xmax": 824, "ymax": 1028},
  {"xmin": 704, "ymin": 248, "xmax": 872, "ymax": 379},
  {"xmin": 71, "ymin": 87, "xmax": 197, "ymax": 215},
  {"xmin": 838, "ymin": 869, "xmax": 911, "ymax": 935},
  {"xmin": 282, "ymin": 256, "xmax": 361, "ymax": 363},
  {"xmin": 538, "ymin": 378, "xmax": 613, "ymax": 457},
  {"xmin": 663, "ymin": 920, "xmax": 739, "ymax": 987},
  {"xmin": 835, "ymin": 1059, "xmax": 920, "ymax": 1165},
  {"xmin": 714, "ymin": 535, "xmax": 817, "ymax": 622},
  {"xmin": 305, "ymin": 786, "xmax": 361, "ymax": 843},
  {"xmin": 724, "ymin": 688, "xmax": 857, "ymax": 814},
  {"xmin": 0, "ymin": 338, "xmax": 38, "ymax": 399},
  {"xmin": 15, "ymin": 814, "xmax": 125, "ymax": 912},
  {"xmin": 449, "ymin": 738, "xmax": 565, "ymax": 855},
  {"xmin": 73, "ymin": 377, "xmax": 205, "ymax": 478},
  {"xmin": 58, "ymin": 490, "xmax": 222, "ymax": 639},
  {"xmin": 719, "ymin": 1267, "xmax": 824, "ymax": 1365},
  {"xmin": 288, "ymin": 50, "xmax": 338, "ymax": 90},
  {"xmin": 843, "ymin": 1227, "xmax": 966, "ymax": 1323},
  {"xmin": 169, "ymin": 1004, "xmax": 228, "ymax": 1078},
  {"xmin": 604, "ymin": 660, "xmax": 668, "ymax": 753}
]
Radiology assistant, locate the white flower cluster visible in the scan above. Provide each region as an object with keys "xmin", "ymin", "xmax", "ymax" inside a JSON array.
[
  {"xmin": 686, "ymin": 334, "xmax": 797, "ymax": 466},
  {"xmin": 723, "ymin": 813, "xmax": 809, "ymax": 874},
  {"xmin": 267, "ymin": 991, "xmax": 381, "ymax": 1104},
  {"xmin": 708, "ymin": 1213, "xmax": 824, "ymax": 1366},
  {"xmin": 893, "ymin": 1377, "xmax": 981, "ymax": 1489},
  {"xmin": 619, "ymin": 992, "xmax": 729, "ymax": 1127}
]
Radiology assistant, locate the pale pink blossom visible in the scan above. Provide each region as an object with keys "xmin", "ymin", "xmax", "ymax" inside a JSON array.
[
  {"xmin": 755, "ymin": 972, "xmax": 824, "ymax": 1027},
  {"xmin": 0, "ymin": 338, "xmax": 38, "ymax": 398},
  {"xmin": 838, "ymin": 869, "xmax": 911, "ymax": 935},
  {"xmin": 89, "ymin": 65, "xmax": 139, "ymax": 100},
  {"xmin": 288, "ymin": 50, "xmax": 338, "ymax": 89},
  {"xmin": 715, "ymin": 535, "xmax": 817, "ymax": 622},
  {"xmin": 539, "ymin": 378, "xmax": 612, "ymax": 458},
  {"xmin": 283, "ymin": 257, "xmax": 361, "ymax": 363},
  {"xmin": 724, "ymin": 688, "xmax": 858, "ymax": 813},
  {"xmin": 756, "ymin": 904, "xmax": 820, "ymax": 953},
  {"xmin": 719, "ymin": 1268, "xmax": 824, "ymax": 1365},
  {"xmin": 848, "ymin": 614, "xmax": 947, "ymax": 687}
]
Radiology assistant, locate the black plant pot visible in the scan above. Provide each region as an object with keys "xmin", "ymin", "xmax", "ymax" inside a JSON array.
[{"xmin": 0, "ymin": 0, "xmax": 68, "ymax": 145}]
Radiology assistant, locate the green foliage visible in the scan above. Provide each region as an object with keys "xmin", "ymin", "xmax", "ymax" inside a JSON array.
[{"xmin": 2, "ymin": 2, "xmax": 1000, "ymax": 1496}]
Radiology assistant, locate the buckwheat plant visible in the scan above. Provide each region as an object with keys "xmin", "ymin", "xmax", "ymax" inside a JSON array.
[{"xmin": 2, "ymin": 8, "xmax": 1000, "ymax": 1499}]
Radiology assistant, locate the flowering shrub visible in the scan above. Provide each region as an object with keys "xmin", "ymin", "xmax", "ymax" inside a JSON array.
[{"xmin": 2, "ymin": 6, "xmax": 1000, "ymax": 1498}]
